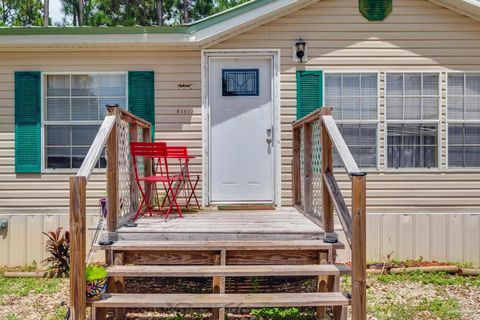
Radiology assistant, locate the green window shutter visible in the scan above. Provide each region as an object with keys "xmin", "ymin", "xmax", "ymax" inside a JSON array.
[
  {"xmin": 15, "ymin": 71, "xmax": 41, "ymax": 173},
  {"xmin": 359, "ymin": 0, "xmax": 392, "ymax": 21},
  {"xmin": 128, "ymin": 71, "xmax": 155, "ymax": 140},
  {"xmin": 296, "ymin": 70, "xmax": 323, "ymax": 119}
]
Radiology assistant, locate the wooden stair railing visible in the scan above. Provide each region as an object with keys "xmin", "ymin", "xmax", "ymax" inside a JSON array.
[
  {"xmin": 69, "ymin": 105, "xmax": 152, "ymax": 320},
  {"xmin": 292, "ymin": 107, "xmax": 367, "ymax": 320}
]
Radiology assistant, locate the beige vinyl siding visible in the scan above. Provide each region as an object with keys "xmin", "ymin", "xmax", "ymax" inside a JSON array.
[
  {"xmin": 213, "ymin": 0, "xmax": 480, "ymax": 211},
  {"xmin": 0, "ymin": 51, "xmax": 202, "ymax": 215},
  {"xmin": 2, "ymin": 0, "xmax": 480, "ymax": 266}
]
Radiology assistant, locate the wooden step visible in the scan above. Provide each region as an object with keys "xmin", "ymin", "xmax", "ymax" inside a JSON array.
[
  {"xmin": 91, "ymin": 292, "xmax": 350, "ymax": 308},
  {"xmin": 93, "ymin": 240, "xmax": 344, "ymax": 251},
  {"xmin": 107, "ymin": 264, "xmax": 351, "ymax": 277}
]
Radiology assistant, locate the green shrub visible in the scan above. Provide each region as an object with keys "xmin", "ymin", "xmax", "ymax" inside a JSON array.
[
  {"xmin": 86, "ymin": 265, "xmax": 107, "ymax": 281},
  {"xmin": 250, "ymin": 307, "xmax": 311, "ymax": 320}
]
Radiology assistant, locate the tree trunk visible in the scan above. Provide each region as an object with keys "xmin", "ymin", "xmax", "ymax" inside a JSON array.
[
  {"xmin": 183, "ymin": 0, "xmax": 188, "ymax": 24},
  {"xmin": 78, "ymin": 0, "xmax": 83, "ymax": 25},
  {"xmin": 43, "ymin": 0, "xmax": 49, "ymax": 26},
  {"xmin": 157, "ymin": 0, "xmax": 163, "ymax": 25}
]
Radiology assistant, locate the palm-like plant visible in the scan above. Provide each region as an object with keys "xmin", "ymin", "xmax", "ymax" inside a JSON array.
[{"xmin": 42, "ymin": 227, "xmax": 71, "ymax": 277}]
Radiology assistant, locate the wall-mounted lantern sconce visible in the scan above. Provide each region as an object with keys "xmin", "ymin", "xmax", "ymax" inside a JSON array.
[
  {"xmin": 294, "ymin": 38, "xmax": 307, "ymax": 63},
  {"xmin": 0, "ymin": 219, "xmax": 8, "ymax": 231}
]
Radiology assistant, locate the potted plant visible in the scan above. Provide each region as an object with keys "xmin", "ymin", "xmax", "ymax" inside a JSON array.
[{"xmin": 86, "ymin": 265, "xmax": 108, "ymax": 302}]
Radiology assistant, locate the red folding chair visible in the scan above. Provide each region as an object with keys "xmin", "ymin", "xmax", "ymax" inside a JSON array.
[
  {"xmin": 161, "ymin": 146, "xmax": 200, "ymax": 210},
  {"xmin": 130, "ymin": 142, "xmax": 184, "ymax": 220}
]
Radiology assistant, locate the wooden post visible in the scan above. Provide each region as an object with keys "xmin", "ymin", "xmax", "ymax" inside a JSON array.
[
  {"xmin": 303, "ymin": 123, "xmax": 313, "ymax": 213},
  {"xmin": 320, "ymin": 108, "xmax": 335, "ymax": 241},
  {"xmin": 69, "ymin": 176, "xmax": 87, "ymax": 320},
  {"xmin": 316, "ymin": 250, "xmax": 329, "ymax": 319},
  {"xmin": 143, "ymin": 126, "xmax": 153, "ymax": 207},
  {"xmin": 113, "ymin": 252, "xmax": 126, "ymax": 320},
  {"xmin": 211, "ymin": 250, "xmax": 226, "ymax": 320},
  {"xmin": 106, "ymin": 105, "xmax": 119, "ymax": 238},
  {"xmin": 292, "ymin": 127, "xmax": 301, "ymax": 206},
  {"xmin": 92, "ymin": 307, "xmax": 107, "ymax": 320},
  {"xmin": 351, "ymin": 174, "xmax": 367, "ymax": 320}
]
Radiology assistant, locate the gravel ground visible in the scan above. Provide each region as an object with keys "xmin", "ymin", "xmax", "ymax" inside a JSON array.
[
  {"xmin": 364, "ymin": 276, "xmax": 480, "ymax": 320},
  {"xmin": 1, "ymin": 274, "xmax": 479, "ymax": 320}
]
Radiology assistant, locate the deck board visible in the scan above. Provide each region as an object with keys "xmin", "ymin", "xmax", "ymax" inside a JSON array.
[
  {"xmin": 116, "ymin": 208, "xmax": 325, "ymax": 241},
  {"xmin": 107, "ymin": 264, "xmax": 351, "ymax": 277},
  {"xmin": 91, "ymin": 292, "xmax": 350, "ymax": 308}
]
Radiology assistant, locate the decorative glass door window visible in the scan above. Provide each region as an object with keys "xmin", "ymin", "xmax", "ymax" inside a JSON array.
[
  {"xmin": 222, "ymin": 69, "xmax": 259, "ymax": 96},
  {"xmin": 44, "ymin": 73, "xmax": 127, "ymax": 169},
  {"xmin": 386, "ymin": 72, "xmax": 440, "ymax": 168},
  {"xmin": 324, "ymin": 72, "xmax": 379, "ymax": 168},
  {"xmin": 447, "ymin": 73, "xmax": 480, "ymax": 168}
]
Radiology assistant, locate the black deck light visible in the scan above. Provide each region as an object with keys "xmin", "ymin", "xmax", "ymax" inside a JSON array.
[{"xmin": 295, "ymin": 38, "xmax": 306, "ymax": 63}]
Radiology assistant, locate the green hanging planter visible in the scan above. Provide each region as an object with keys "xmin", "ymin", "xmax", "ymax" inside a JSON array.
[{"xmin": 359, "ymin": 0, "xmax": 392, "ymax": 21}]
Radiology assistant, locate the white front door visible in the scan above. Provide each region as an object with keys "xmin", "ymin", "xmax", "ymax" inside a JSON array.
[{"xmin": 209, "ymin": 56, "xmax": 274, "ymax": 203}]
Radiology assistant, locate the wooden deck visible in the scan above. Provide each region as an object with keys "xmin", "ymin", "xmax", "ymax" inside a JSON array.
[{"xmin": 115, "ymin": 207, "xmax": 326, "ymax": 241}]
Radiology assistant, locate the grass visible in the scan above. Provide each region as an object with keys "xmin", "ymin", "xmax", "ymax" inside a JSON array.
[
  {"xmin": 0, "ymin": 276, "xmax": 61, "ymax": 297},
  {"xmin": 0, "ymin": 265, "xmax": 65, "ymax": 320},
  {"xmin": 365, "ymin": 271, "xmax": 470, "ymax": 320},
  {"xmin": 418, "ymin": 298, "xmax": 461, "ymax": 319},
  {"xmin": 377, "ymin": 270, "xmax": 480, "ymax": 287},
  {"xmin": 250, "ymin": 307, "xmax": 313, "ymax": 320},
  {"xmin": 368, "ymin": 297, "xmax": 461, "ymax": 320}
]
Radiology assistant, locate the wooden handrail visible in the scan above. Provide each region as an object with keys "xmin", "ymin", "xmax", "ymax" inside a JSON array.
[
  {"xmin": 292, "ymin": 108, "xmax": 322, "ymax": 129},
  {"xmin": 321, "ymin": 115, "xmax": 361, "ymax": 176},
  {"xmin": 322, "ymin": 171, "xmax": 352, "ymax": 245},
  {"xmin": 76, "ymin": 115, "xmax": 116, "ymax": 180},
  {"xmin": 120, "ymin": 109, "xmax": 152, "ymax": 129},
  {"xmin": 291, "ymin": 107, "xmax": 367, "ymax": 320},
  {"xmin": 69, "ymin": 105, "xmax": 152, "ymax": 320}
]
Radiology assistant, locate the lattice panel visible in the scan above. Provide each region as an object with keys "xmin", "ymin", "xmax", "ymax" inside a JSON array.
[
  {"xmin": 299, "ymin": 126, "xmax": 305, "ymax": 207},
  {"xmin": 118, "ymin": 119, "xmax": 132, "ymax": 221},
  {"xmin": 131, "ymin": 127, "xmax": 145, "ymax": 217},
  {"xmin": 311, "ymin": 120, "xmax": 323, "ymax": 218}
]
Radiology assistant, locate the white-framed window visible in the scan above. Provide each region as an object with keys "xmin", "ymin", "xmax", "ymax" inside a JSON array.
[
  {"xmin": 43, "ymin": 73, "xmax": 127, "ymax": 170},
  {"xmin": 324, "ymin": 72, "xmax": 379, "ymax": 168},
  {"xmin": 447, "ymin": 72, "xmax": 480, "ymax": 168},
  {"xmin": 385, "ymin": 72, "xmax": 440, "ymax": 169}
]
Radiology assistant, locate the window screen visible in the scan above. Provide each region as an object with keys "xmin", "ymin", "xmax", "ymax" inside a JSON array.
[
  {"xmin": 44, "ymin": 74, "xmax": 127, "ymax": 169},
  {"xmin": 447, "ymin": 73, "xmax": 480, "ymax": 168},
  {"xmin": 325, "ymin": 73, "xmax": 378, "ymax": 168},
  {"xmin": 386, "ymin": 73, "xmax": 440, "ymax": 168}
]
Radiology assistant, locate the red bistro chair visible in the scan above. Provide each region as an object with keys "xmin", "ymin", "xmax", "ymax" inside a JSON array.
[
  {"xmin": 130, "ymin": 142, "xmax": 184, "ymax": 220},
  {"xmin": 162, "ymin": 145, "xmax": 200, "ymax": 210}
]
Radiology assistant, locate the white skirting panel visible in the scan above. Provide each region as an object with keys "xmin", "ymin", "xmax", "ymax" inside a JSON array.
[
  {"xmin": 336, "ymin": 214, "xmax": 480, "ymax": 267},
  {"xmin": 0, "ymin": 214, "xmax": 100, "ymax": 267},
  {"xmin": 0, "ymin": 213, "xmax": 479, "ymax": 267}
]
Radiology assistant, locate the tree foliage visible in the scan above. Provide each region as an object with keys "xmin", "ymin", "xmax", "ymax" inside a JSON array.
[
  {"xmin": 70, "ymin": 0, "xmax": 249, "ymax": 26},
  {"xmin": 0, "ymin": 0, "xmax": 43, "ymax": 26},
  {"xmin": 0, "ymin": 0, "xmax": 248, "ymax": 26}
]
